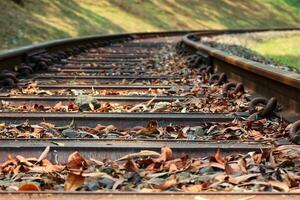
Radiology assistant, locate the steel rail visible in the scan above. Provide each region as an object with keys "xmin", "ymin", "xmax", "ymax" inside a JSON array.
[
  {"xmin": 1, "ymin": 28, "xmax": 297, "ymax": 70},
  {"xmin": 0, "ymin": 112, "xmax": 246, "ymax": 127},
  {"xmin": 182, "ymin": 30, "xmax": 300, "ymax": 121},
  {"xmin": 33, "ymin": 84, "xmax": 174, "ymax": 89},
  {"xmin": 33, "ymin": 75, "xmax": 184, "ymax": 80},
  {"xmin": 0, "ymin": 28, "xmax": 300, "ymax": 196},
  {"xmin": 0, "ymin": 30, "xmax": 216, "ymax": 70},
  {"xmin": 0, "ymin": 143, "xmax": 271, "ymax": 164},
  {"xmin": 0, "ymin": 192, "xmax": 298, "ymax": 200},
  {"xmin": 0, "ymin": 95, "xmax": 187, "ymax": 101}
]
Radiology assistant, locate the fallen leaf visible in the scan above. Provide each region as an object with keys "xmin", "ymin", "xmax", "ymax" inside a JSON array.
[
  {"xmin": 124, "ymin": 159, "xmax": 139, "ymax": 173},
  {"xmin": 39, "ymin": 122, "xmax": 55, "ymax": 128},
  {"xmin": 16, "ymin": 155, "xmax": 33, "ymax": 167},
  {"xmin": 36, "ymin": 146, "xmax": 50, "ymax": 164},
  {"xmin": 116, "ymin": 150, "xmax": 160, "ymax": 161},
  {"xmin": 182, "ymin": 184, "xmax": 203, "ymax": 192},
  {"xmin": 64, "ymin": 173, "xmax": 85, "ymax": 191},
  {"xmin": 156, "ymin": 175, "xmax": 177, "ymax": 190},
  {"xmin": 214, "ymin": 149, "xmax": 226, "ymax": 164},
  {"xmin": 225, "ymin": 162, "xmax": 242, "ymax": 175},
  {"xmin": 90, "ymin": 158, "xmax": 104, "ymax": 166},
  {"xmin": 228, "ymin": 173, "xmax": 260, "ymax": 184},
  {"xmin": 169, "ymin": 163, "xmax": 178, "ymax": 173},
  {"xmin": 19, "ymin": 183, "xmax": 40, "ymax": 191},
  {"xmin": 153, "ymin": 145, "xmax": 173, "ymax": 162},
  {"xmin": 199, "ymin": 162, "xmax": 225, "ymax": 170},
  {"xmin": 239, "ymin": 181, "xmax": 289, "ymax": 192},
  {"xmin": 67, "ymin": 152, "xmax": 87, "ymax": 172},
  {"xmin": 250, "ymin": 130, "xmax": 264, "ymax": 140},
  {"xmin": 137, "ymin": 120, "xmax": 160, "ymax": 135}
]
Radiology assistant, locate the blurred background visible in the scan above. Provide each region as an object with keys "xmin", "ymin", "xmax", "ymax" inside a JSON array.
[{"xmin": 1, "ymin": 0, "xmax": 299, "ymax": 51}]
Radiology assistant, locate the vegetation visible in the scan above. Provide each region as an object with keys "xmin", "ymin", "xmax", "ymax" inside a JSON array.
[
  {"xmin": 0, "ymin": 0, "xmax": 300, "ymax": 51},
  {"xmin": 248, "ymin": 35, "xmax": 300, "ymax": 69}
]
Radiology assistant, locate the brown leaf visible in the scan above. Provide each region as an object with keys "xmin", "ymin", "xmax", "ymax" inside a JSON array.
[
  {"xmin": 124, "ymin": 159, "xmax": 139, "ymax": 173},
  {"xmin": 237, "ymin": 158, "xmax": 247, "ymax": 174},
  {"xmin": 225, "ymin": 162, "xmax": 242, "ymax": 175},
  {"xmin": 46, "ymin": 164, "xmax": 65, "ymax": 173},
  {"xmin": 67, "ymin": 152, "xmax": 87, "ymax": 172},
  {"xmin": 64, "ymin": 173, "xmax": 85, "ymax": 191},
  {"xmin": 189, "ymin": 159, "xmax": 202, "ymax": 173},
  {"xmin": 153, "ymin": 145, "xmax": 173, "ymax": 162},
  {"xmin": 228, "ymin": 173, "xmax": 260, "ymax": 184},
  {"xmin": 30, "ymin": 159, "xmax": 65, "ymax": 173},
  {"xmin": 68, "ymin": 102, "xmax": 80, "ymax": 111},
  {"xmin": 13, "ymin": 165, "xmax": 21, "ymax": 175},
  {"xmin": 16, "ymin": 155, "xmax": 33, "ymax": 167},
  {"xmin": 94, "ymin": 124, "xmax": 107, "ymax": 131},
  {"xmin": 53, "ymin": 101, "xmax": 64, "ymax": 111},
  {"xmin": 253, "ymin": 153, "xmax": 263, "ymax": 165},
  {"xmin": 90, "ymin": 158, "xmax": 104, "ymax": 166},
  {"xmin": 102, "ymin": 125, "xmax": 117, "ymax": 134},
  {"xmin": 182, "ymin": 184, "xmax": 203, "ymax": 192},
  {"xmin": 240, "ymin": 181, "xmax": 289, "ymax": 192},
  {"xmin": 157, "ymin": 175, "xmax": 177, "ymax": 190},
  {"xmin": 168, "ymin": 163, "xmax": 178, "ymax": 173},
  {"xmin": 250, "ymin": 130, "xmax": 264, "ymax": 140},
  {"xmin": 137, "ymin": 120, "xmax": 159, "ymax": 135},
  {"xmin": 199, "ymin": 162, "xmax": 225, "ymax": 170},
  {"xmin": 116, "ymin": 150, "xmax": 160, "ymax": 161},
  {"xmin": 214, "ymin": 149, "xmax": 226, "ymax": 165},
  {"xmin": 19, "ymin": 183, "xmax": 40, "ymax": 191},
  {"xmin": 162, "ymin": 145, "xmax": 173, "ymax": 161},
  {"xmin": 39, "ymin": 122, "xmax": 55, "ymax": 128}
]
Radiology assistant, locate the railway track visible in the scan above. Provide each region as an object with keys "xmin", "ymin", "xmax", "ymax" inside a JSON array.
[{"xmin": 0, "ymin": 28, "xmax": 299, "ymax": 199}]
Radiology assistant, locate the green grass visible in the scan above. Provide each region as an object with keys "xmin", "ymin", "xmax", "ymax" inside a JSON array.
[
  {"xmin": 248, "ymin": 35, "xmax": 300, "ymax": 69},
  {"xmin": 0, "ymin": 0, "xmax": 300, "ymax": 51}
]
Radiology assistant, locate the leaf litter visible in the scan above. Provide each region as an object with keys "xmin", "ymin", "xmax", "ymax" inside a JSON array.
[
  {"xmin": 1, "ymin": 145, "xmax": 300, "ymax": 192},
  {"xmin": 0, "ymin": 118, "xmax": 288, "ymax": 141}
]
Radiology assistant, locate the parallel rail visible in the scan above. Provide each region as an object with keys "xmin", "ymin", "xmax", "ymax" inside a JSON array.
[
  {"xmin": 0, "ymin": 28, "xmax": 299, "ymax": 198},
  {"xmin": 181, "ymin": 31, "xmax": 300, "ymax": 121}
]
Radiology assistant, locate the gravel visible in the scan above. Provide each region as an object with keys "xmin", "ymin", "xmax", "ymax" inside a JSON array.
[{"xmin": 201, "ymin": 31, "xmax": 300, "ymax": 73}]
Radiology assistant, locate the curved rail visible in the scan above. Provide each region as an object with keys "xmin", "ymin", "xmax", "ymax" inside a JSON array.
[
  {"xmin": 181, "ymin": 28, "xmax": 300, "ymax": 121},
  {"xmin": 1, "ymin": 28, "xmax": 298, "ymax": 70},
  {"xmin": 0, "ymin": 28, "xmax": 300, "ymax": 198}
]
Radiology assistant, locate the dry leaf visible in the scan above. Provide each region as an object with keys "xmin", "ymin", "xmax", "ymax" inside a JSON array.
[
  {"xmin": 64, "ymin": 173, "xmax": 85, "ymax": 191},
  {"xmin": 67, "ymin": 151, "xmax": 87, "ymax": 171},
  {"xmin": 214, "ymin": 149, "xmax": 226, "ymax": 165},
  {"xmin": 182, "ymin": 184, "xmax": 203, "ymax": 192},
  {"xmin": 16, "ymin": 155, "xmax": 33, "ymax": 167},
  {"xmin": 124, "ymin": 159, "xmax": 139, "ymax": 173},
  {"xmin": 116, "ymin": 150, "xmax": 160, "ymax": 161},
  {"xmin": 199, "ymin": 162, "xmax": 225, "ymax": 170},
  {"xmin": 19, "ymin": 183, "xmax": 40, "ymax": 191},
  {"xmin": 225, "ymin": 162, "xmax": 242, "ymax": 175},
  {"xmin": 240, "ymin": 181, "xmax": 289, "ymax": 192},
  {"xmin": 137, "ymin": 120, "xmax": 160, "ymax": 135},
  {"xmin": 153, "ymin": 145, "xmax": 173, "ymax": 162},
  {"xmin": 229, "ymin": 173, "xmax": 260, "ymax": 184},
  {"xmin": 36, "ymin": 146, "xmax": 50, "ymax": 164},
  {"xmin": 157, "ymin": 176, "xmax": 177, "ymax": 190},
  {"xmin": 168, "ymin": 163, "xmax": 178, "ymax": 173}
]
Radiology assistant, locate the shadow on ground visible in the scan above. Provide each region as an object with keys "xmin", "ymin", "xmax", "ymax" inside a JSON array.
[{"xmin": 1, "ymin": 0, "xmax": 300, "ymax": 50}]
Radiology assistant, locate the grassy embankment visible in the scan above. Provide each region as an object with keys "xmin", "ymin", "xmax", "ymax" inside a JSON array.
[
  {"xmin": 248, "ymin": 35, "xmax": 300, "ymax": 69},
  {"xmin": 0, "ymin": 0, "xmax": 299, "ymax": 51}
]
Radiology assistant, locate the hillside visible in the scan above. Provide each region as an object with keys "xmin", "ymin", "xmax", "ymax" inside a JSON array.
[{"xmin": 0, "ymin": 0, "xmax": 299, "ymax": 51}]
